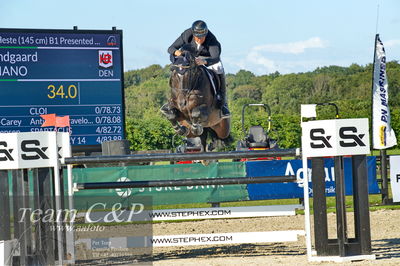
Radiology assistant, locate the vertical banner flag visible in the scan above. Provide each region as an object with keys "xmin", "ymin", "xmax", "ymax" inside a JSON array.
[{"xmin": 372, "ymin": 34, "xmax": 397, "ymax": 149}]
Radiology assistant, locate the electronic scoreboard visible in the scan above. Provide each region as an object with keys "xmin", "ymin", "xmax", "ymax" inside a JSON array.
[{"xmin": 0, "ymin": 28, "xmax": 124, "ymax": 151}]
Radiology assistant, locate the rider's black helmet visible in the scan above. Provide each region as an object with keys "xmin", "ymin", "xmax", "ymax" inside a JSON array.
[{"xmin": 191, "ymin": 20, "xmax": 208, "ymax": 38}]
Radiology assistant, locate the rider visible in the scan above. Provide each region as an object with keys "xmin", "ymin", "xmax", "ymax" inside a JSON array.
[{"xmin": 162, "ymin": 20, "xmax": 230, "ymax": 118}]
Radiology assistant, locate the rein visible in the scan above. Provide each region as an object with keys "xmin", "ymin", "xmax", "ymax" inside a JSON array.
[{"xmin": 171, "ymin": 64, "xmax": 191, "ymax": 69}]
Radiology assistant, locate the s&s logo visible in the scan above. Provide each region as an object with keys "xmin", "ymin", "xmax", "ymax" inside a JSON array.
[
  {"xmin": 339, "ymin": 127, "xmax": 366, "ymax": 147},
  {"xmin": 21, "ymin": 140, "xmax": 49, "ymax": 160},
  {"xmin": 0, "ymin": 141, "xmax": 14, "ymax": 161},
  {"xmin": 310, "ymin": 128, "xmax": 332, "ymax": 149},
  {"xmin": 99, "ymin": 50, "xmax": 113, "ymax": 68}
]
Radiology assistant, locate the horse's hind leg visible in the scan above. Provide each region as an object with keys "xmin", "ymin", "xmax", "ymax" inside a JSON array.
[
  {"xmin": 212, "ymin": 118, "xmax": 231, "ymax": 140},
  {"xmin": 207, "ymin": 118, "xmax": 232, "ymax": 151},
  {"xmin": 199, "ymin": 129, "xmax": 208, "ymax": 152}
]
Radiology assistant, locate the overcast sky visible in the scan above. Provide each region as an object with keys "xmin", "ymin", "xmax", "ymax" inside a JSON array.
[{"xmin": 1, "ymin": 0, "xmax": 398, "ymax": 75}]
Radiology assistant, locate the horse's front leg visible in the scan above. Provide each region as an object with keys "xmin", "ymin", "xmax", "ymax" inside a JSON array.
[
  {"xmin": 160, "ymin": 104, "xmax": 189, "ymax": 136},
  {"xmin": 191, "ymin": 104, "xmax": 209, "ymax": 124},
  {"xmin": 190, "ymin": 105, "xmax": 209, "ymax": 136}
]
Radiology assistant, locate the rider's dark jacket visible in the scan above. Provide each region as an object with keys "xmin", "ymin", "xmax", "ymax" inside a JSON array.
[{"xmin": 168, "ymin": 29, "xmax": 221, "ymax": 66}]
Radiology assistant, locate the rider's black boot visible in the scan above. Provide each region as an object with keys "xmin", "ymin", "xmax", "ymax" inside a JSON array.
[{"xmin": 218, "ymin": 74, "xmax": 230, "ymax": 118}]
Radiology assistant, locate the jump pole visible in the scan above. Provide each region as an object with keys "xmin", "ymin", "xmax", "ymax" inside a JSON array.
[
  {"xmin": 62, "ymin": 148, "xmax": 300, "ymax": 165},
  {"xmin": 74, "ymin": 175, "xmax": 297, "ymax": 191}
]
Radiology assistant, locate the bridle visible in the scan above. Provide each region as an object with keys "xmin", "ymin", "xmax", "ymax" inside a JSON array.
[{"xmin": 173, "ymin": 55, "xmax": 202, "ymax": 94}]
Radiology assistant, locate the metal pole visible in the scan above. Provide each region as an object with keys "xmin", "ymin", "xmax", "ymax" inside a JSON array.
[
  {"xmin": 53, "ymin": 152, "xmax": 64, "ymax": 265},
  {"xmin": 311, "ymin": 157, "xmax": 329, "ymax": 255},
  {"xmin": 334, "ymin": 156, "xmax": 348, "ymax": 257},
  {"xmin": 380, "ymin": 150, "xmax": 390, "ymax": 204},
  {"xmin": 38, "ymin": 168, "xmax": 55, "ymax": 265},
  {"xmin": 64, "ymin": 148, "xmax": 300, "ymax": 165},
  {"xmin": 76, "ymin": 175, "xmax": 296, "ymax": 190},
  {"xmin": 0, "ymin": 170, "xmax": 11, "ymax": 241},
  {"xmin": 301, "ymin": 144, "xmax": 313, "ymax": 260},
  {"xmin": 352, "ymin": 155, "xmax": 372, "ymax": 255}
]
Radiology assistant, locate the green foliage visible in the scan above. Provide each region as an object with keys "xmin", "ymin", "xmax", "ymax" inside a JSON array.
[
  {"xmin": 124, "ymin": 64, "xmax": 169, "ymax": 88},
  {"xmin": 271, "ymin": 114, "xmax": 301, "ymax": 148},
  {"xmin": 232, "ymin": 85, "xmax": 262, "ymax": 101},
  {"xmin": 124, "ymin": 61, "xmax": 400, "ymax": 151},
  {"xmin": 125, "ymin": 116, "xmax": 179, "ymax": 151}
]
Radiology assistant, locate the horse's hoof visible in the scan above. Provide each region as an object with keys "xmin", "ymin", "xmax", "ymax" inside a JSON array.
[
  {"xmin": 191, "ymin": 108, "xmax": 201, "ymax": 118},
  {"xmin": 165, "ymin": 113, "xmax": 176, "ymax": 120},
  {"xmin": 176, "ymin": 126, "xmax": 189, "ymax": 136},
  {"xmin": 160, "ymin": 107, "xmax": 177, "ymax": 120},
  {"xmin": 191, "ymin": 124, "xmax": 203, "ymax": 136},
  {"xmin": 200, "ymin": 160, "xmax": 210, "ymax": 166}
]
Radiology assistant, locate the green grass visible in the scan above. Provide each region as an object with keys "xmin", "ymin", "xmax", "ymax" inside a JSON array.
[{"xmin": 371, "ymin": 149, "xmax": 400, "ymax": 156}]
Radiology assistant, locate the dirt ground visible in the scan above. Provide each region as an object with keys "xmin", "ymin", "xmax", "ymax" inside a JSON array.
[{"xmin": 75, "ymin": 209, "xmax": 400, "ymax": 265}]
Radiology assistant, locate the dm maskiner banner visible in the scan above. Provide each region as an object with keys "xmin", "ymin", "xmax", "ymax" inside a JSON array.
[{"xmin": 372, "ymin": 34, "xmax": 397, "ymax": 149}]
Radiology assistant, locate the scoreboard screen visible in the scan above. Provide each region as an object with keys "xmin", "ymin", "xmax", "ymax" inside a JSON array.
[{"xmin": 0, "ymin": 28, "xmax": 124, "ymax": 151}]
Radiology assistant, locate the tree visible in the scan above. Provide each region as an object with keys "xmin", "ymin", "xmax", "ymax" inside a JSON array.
[
  {"xmin": 232, "ymin": 85, "xmax": 262, "ymax": 101},
  {"xmin": 122, "ymin": 61, "xmax": 400, "ymax": 151}
]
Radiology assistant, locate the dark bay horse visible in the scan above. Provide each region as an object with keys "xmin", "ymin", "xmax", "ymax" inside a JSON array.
[{"xmin": 162, "ymin": 50, "xmax": 230, "ymax": 150}]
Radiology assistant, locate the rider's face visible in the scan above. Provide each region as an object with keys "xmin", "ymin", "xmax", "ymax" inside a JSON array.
[{"xmin": 194, "ymin": 36, "xmax": 206, "ymax": 45}]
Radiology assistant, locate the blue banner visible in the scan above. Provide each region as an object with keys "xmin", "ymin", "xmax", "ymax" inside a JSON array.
[{"xmin": 246, "ymin": 157, "xmax": 379, "ymax": 200}]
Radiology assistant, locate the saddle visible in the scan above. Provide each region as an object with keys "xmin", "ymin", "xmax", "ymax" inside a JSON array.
[{"xmin": 200, "ymin": 66, "xmax": 220, "ymax": 97}]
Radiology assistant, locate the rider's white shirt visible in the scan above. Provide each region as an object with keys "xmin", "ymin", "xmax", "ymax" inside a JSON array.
[{"xmin": 207, "ymin": 61, "xmax": 224, "ymax": 74}]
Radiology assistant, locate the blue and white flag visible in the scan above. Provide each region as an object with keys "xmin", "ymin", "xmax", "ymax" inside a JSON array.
[{"xmin": 372, "ymin": 34, "xmax": 397, "ymax": 149}]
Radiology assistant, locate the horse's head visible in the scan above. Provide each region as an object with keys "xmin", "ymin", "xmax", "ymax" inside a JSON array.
[{"xmin": 169, "ymin": 48, "xmax": 204, "ymax": 112}]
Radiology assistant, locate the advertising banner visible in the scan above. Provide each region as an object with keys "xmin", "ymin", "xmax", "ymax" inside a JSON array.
[
  {"xmin": 71, "ymin": 158, "xmax": 379, "ymax": 206},
  {"xmin": 372, "ymin": 34, "xmax": 397, "ymax": 149},
  {"xmin": 246, "ymin": 157, "xmax": 379, "ymax": 200}
]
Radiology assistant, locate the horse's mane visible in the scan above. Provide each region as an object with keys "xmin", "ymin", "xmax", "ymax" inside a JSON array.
[{"xmin": 170, "ymin": 51, "xmax": 205, "ymax": 93}]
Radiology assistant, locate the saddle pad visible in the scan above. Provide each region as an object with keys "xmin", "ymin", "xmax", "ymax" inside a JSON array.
[{"xmin": 201, "ymin": 66, "xmax": 218, "ymax": 96}]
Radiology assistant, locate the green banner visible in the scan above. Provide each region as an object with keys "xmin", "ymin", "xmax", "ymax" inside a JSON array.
[{"xmin": 71, "ymin": 162, "xmax": 249, "ymax": 207}]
